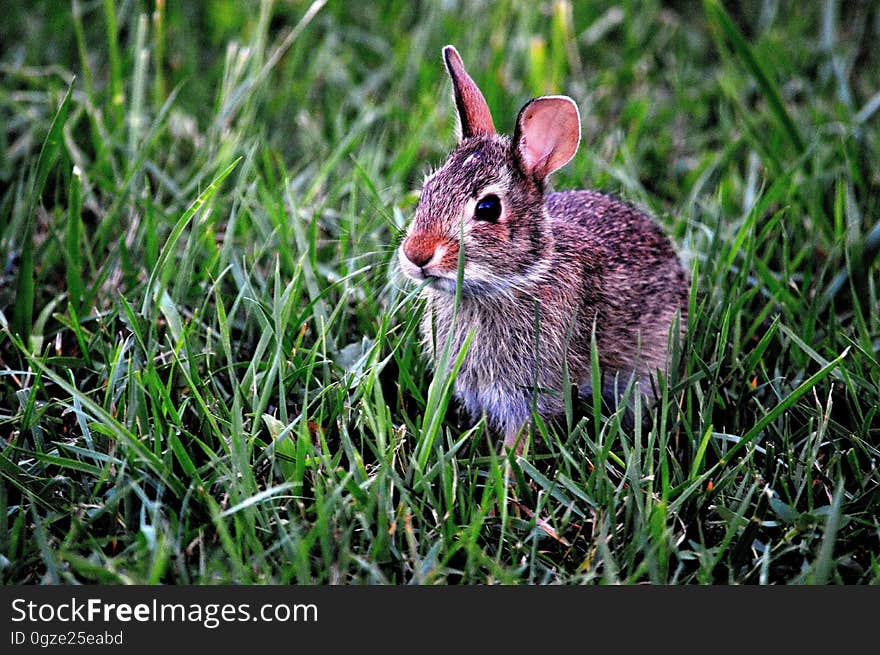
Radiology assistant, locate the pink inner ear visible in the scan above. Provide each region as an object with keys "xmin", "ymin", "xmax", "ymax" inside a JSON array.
[{"xmin": 517, "ymin": 97, "xmax": 581, "ymax": 179}]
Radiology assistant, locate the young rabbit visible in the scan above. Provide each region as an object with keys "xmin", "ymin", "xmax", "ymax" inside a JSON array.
[{"xmin": 397, "ymin": 45, "xmax": 690, "ymax": 450}]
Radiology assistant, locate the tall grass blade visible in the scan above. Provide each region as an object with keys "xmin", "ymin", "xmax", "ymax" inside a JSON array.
[{"xmin": 703, "ymin": 0, "xmax": 805, "ymax": 154}]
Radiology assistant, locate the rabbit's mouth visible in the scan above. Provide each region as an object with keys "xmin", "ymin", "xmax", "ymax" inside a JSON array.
[
  {"xmin": 423, "ymin": 275, "xmax": 459, "ymax": 294},
  {"xmin": 406, "ymin": 266, "xmax": 460, "ymax": 295},
  {"xmin": 399, "ymin": 261, "xmax": 460, "ymax": 295}
]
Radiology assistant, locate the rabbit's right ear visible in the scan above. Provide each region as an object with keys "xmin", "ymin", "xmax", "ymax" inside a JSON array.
[
  {"xmin": 513, "ymin": 96, "xmax": 581, "ymax": 182},
  {"xmin": 442, "ymin": 45, "xmax": 496, "ymax": 139}
]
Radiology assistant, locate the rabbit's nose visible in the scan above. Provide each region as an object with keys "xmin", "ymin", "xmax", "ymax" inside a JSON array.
[{"xmin": 402, "ymin": 236, "xmax": 437, "ymax": 268}]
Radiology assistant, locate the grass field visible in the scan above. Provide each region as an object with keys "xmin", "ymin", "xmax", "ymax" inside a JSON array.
[{"xmin": 1, "ymin": 0, "xmax": 879, "ymax": 584}]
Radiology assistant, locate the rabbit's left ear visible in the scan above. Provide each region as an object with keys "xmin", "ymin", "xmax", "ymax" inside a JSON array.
[
  {"xmin": 514, "ymin": 96, "xmax": 581, "ymax": 181},
  {"xmin": 443, "ymin": 45, "xmax": 496, "ymax": 139}
]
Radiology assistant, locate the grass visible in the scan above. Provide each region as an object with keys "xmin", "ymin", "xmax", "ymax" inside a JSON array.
[{"xmin": 1, "ymin": 0, "xmax": 878, "ymax": 584}]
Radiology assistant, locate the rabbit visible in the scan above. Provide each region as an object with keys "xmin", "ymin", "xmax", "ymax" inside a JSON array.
[{"xmin": 396, "ymin": 45, "xmax": 690, "ymax": 451}]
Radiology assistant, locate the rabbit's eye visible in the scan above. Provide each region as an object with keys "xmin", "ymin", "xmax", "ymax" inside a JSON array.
[{"xmin": 474, "ymin": 194, "xmax": 501, "ymax": 223}]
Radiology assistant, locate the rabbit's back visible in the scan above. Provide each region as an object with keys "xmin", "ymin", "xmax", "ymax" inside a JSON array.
[
  {"xmin": 548, "ymin": 191, "xmax": 680, "ymax": 264},
  {"xmin": 547, "ymin": 190, "xmax": 689, "ymax": 384}
]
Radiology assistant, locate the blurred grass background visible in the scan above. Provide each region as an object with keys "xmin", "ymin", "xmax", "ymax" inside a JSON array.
[{"xmin": 0, "ymin": 0, "xmax": 878, "ymax": 584}]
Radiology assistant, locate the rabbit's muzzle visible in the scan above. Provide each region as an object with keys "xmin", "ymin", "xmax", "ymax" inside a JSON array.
[{"xmin": 399, "ymin": 233, "xmax": 458, "ymax": 283}]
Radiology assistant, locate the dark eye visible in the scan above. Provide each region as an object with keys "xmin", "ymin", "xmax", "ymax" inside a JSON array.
[{"xmin": 474, "ymin": 194, "xmax": 501, "ymax": 223}]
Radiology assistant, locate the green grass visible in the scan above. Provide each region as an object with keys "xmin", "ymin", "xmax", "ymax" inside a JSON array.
[{"xmin": 1, "ymin": 0, "xmax": 878, "ymax": 584}]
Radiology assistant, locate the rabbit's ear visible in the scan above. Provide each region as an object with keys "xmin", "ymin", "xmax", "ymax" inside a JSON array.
[
  {"xmin": 513, "ymin": 96, "xmax": 581, "ymax": 181},
  {"xmin": 443, "ymin": 45, "xmax": 496, "ymax": 139}
]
